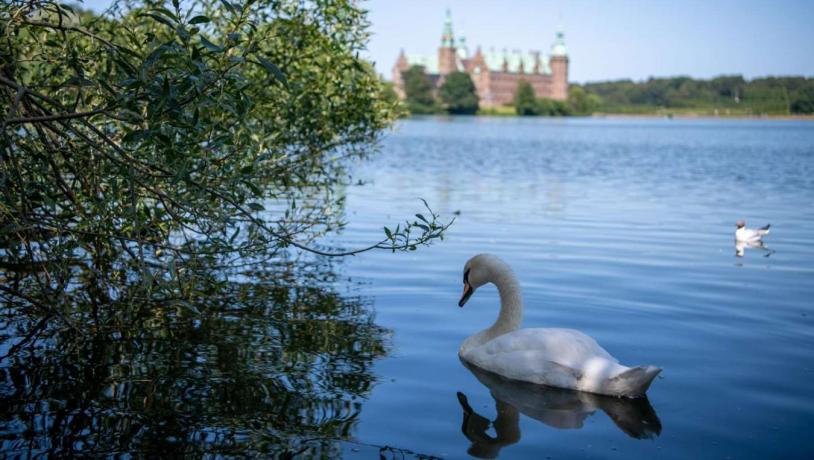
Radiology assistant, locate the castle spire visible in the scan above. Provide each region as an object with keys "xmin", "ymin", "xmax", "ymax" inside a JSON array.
[
  {"xmin": 551, "ymin": 28, "xmax": 568, "ymax": 57},
  {"xmin": 441, "ymin": 9, "xmax": 455, "ymax": 48}
]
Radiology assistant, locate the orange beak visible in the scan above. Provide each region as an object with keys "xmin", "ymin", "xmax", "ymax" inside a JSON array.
[{"xmin": 459, "ymin": 282, "xmax": 473, "ymax": 307}]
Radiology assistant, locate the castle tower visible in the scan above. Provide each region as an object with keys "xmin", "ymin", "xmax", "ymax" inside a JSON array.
[
  {"xmin": 438, "ymin": 9, "xmax": 458, "ymax": 75},
  {"xmin": 392, "ymin": 49, "xmax": 409, "ymax": 98},
  {"xmin": 549, "ymin": 30, "xmax": 569, "ymax": 100},
  {"xmin": 469, "ymin": 46, "xmax": 492, "ymax": 106},
  {"xmin": 532, "ymin": 51, "xmax": 542, "ymax": 74}
]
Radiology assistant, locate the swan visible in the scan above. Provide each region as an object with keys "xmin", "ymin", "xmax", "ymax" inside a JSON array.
[
  {"xmin": 735, "ymin": 220, "xmax": 770, "ymax": 243},
  {"xmin": 457, "ymin": 254, "xmax": 661, "ymax": 398}
]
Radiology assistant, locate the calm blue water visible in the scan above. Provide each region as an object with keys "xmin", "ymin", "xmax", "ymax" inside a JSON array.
[
  {"xmin": 336, "ymin": 117, "xmax": 814, "ymax": 459},
  {"xmin": 3, "ymin": 117, "xmax": 813, "ymax": 458}
]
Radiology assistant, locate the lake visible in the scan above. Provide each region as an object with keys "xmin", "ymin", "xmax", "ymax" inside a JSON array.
[
  {"xmin": 2, "ymin": 116, "xmax": 813, "ymax": 458},
  {"xmin": 337, "ymin": 117, "xmax": 814, "ymax": 459}
]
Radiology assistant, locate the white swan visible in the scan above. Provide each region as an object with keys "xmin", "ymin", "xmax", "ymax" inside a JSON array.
[
  {"xmin": 457, "ymin": 254, "xmax": 661, "ymax": 398},
  {"xmin": 735, "ymin": 220, "xmax": 770, "ymax": 243}
]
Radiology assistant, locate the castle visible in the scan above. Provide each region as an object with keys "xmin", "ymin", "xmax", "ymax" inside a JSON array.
[{"xmin": 392, "ymin": 11, "xmax": 569, "ymax": 108}]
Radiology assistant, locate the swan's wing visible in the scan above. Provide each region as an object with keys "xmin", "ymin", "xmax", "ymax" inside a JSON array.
[
  {"xmin": 477, "ymin": 328, "xmax": 619, "ymax": 368},
  {"xmin": 464, "ymin": 329, "xmax": 627, "ymax": 389}
]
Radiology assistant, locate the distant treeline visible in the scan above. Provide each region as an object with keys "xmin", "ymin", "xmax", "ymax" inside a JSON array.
[
  {"xmin": 395, "ymin": 65, "xmax": 814, "ymax": 117},
  {"xmin": 575, "ymin": 75, "xmax": 814, "ymax": 115}
]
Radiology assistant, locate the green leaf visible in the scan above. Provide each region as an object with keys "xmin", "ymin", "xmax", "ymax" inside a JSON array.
[
  {"xmin": 151, "ymin": 7, "xmax": 179, "ymax": 23},
  {"xmin": 200, "ymin": 36, "xmax": 223, "ymax": 52},
  {"xmin": 139, "ymin": 12, "xmax": 175, "ymax": 28},
  {"xmin": 384, "ymin": 227, "xmax": 392, "ymax": 239},
  {"xmin": 247, "ymin": 203, "xmax": 265, "ymax": 211},
  {"xmin": 142, "ymin": 43, "xmax": 175, "ymax": 72},
  {"xmin": 220, "ymin": 0, "xmax": 236, "ymax": 14},
  {"xmin": 415, "ymin": 213, "xmax": 428, "ymax": 223},
  {"xmin": 176, "ymin": 300, "xmax": 201, "ymax": 315},
  {"xmin": 255, "ymin": 56, "xmax": 288, "ymax": 86},
  {"xmin": 189, "ymin": 15, "xmax": 210, "ymax": 24},
  {"xmin": 245, "ymin": 181, "xmax": 262, "ymax": 196},
  {"xmin": 176, "ymin": 25, "xmax": 190, "ymax": 42}
]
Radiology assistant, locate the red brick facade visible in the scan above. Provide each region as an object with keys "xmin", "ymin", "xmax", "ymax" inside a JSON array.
[{"xmin": 392, "ymin": 13, "xmax": 569, "ymax": 108}]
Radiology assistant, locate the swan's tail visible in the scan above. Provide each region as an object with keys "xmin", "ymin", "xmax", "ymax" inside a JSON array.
[{"xmin": 606, "ymin": 366, "xmax": 661, "ymax": 398}]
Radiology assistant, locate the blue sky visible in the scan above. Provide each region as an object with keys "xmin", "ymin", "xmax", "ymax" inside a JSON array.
[{"xmin": 79, "ymin": 0, "xmax": 814, "ymax": 83}]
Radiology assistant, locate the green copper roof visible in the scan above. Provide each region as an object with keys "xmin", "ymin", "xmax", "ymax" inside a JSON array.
[
  {"xmin": 456, "ymin": 36, "xmax": 469, "ymax": 59},
  {"xmin": 551, "ymin": 31, "xmax": 567, "ymax": 56},
  {"xmin": 441, "ymin": 9, "xmax": 455, "ymax": 47},
  {"xmin": 483, "ymin": 49, "xmax": 550, "ymax": 74},
  {"xmin": 406, "ymin": 54, "xmax": 438, "ymax": 74}
]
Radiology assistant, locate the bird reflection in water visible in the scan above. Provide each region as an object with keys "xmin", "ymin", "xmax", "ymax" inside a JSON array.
[
  {"xmin": 735, "ymin": 240, "xmax": 774, "ymax": 258},
  {"xmin": 457, "ymin": 361, "xmax": 661, "ymax": 458}
]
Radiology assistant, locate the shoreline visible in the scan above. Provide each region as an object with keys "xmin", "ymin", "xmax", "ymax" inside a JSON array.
[
  {"xmin": 432, "ymin": 111, "xmax": 814, "ymax": 121},
  {"xmin": 589, "ymin": 112, "xmax": 814, "ymax": 121}
]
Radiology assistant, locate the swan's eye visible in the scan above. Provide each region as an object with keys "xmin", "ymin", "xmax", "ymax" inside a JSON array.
[{"xmin": 463, "ymin": 268, "xmax": 470, "ymax": 284}]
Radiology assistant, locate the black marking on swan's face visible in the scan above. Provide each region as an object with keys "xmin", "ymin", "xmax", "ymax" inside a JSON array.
[{"xmin": 459, "ymin": 268, "xmax": 474, "ymax": 307}]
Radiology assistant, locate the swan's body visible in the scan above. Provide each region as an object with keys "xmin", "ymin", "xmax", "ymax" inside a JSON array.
[
  {"xmin": 457, "ymin": 254, "xmax": 660, "ymax": 398},
  {"xmin": 735, "ymin": 220, "xmax": 770, "ymax": 243}
]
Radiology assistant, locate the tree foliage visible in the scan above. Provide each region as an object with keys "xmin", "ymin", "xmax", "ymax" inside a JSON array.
[
  {"xmin": 401, "ymin": 64, "xmax": 437, "ymax": 114},
  {"xmin": 512, "ymin": 80, "xmax": 570, "ymax": 116},
  {"xmin": 439, "ymin": 71, "xmax": 478, "ymax": 114},
  {"xmin": 579, "ymin": 75, "xmax": 814, "ymax": 114},
  {"xmin": 513, "ymin": 80, "xmax": 537, "ymax": 116},
  {"xmin": 0, "ymin": 1, "xmax": 452, "ymax": 328},
  {"xmin": 568, "ymin": 86, "xmax": 601, "ymax": 115},
  {"xmin": 536, "ymin": 98, "xmax": 571, "ymax": 116}
]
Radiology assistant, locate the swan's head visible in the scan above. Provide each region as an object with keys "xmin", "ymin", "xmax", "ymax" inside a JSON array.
[
  {"xmin": 458, "ymin": 254, "xmax": 507, "ymax": 307},
  {"xmin": 736, "ymin": 220, "xmax": 746, "ymax": 228}
]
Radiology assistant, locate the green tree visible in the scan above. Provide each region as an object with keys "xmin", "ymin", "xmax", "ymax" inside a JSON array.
[
  {"xmin": 536, "ymin": 98, "xmax": 571, "ymax": 116},
  {"xmin": 402, "ymin": 65, "xmax": 437, "ymax": 114},
  {"xmin": 791, "ymin": 84, "xmax": 814, "ymax": 114},
  {"xmin": 513, "ymin": 80, "xmax": 538, "ymax": 115},
  {"xmin": 568, "ymin": 86, "xmax": 601, "ymax": 115},
  {"xmin": 710, "ymin": 75, "xmax": 745, "ymax": 100},
  {"xmin": 0, "ymin": 1, "xmax": 451, "ymax": 331},
  {"xmin": 439, "ymin": 71, "xmax": 479, "ymax": 114},
  {"xmin": 381, "ymin": 80, "xmax": 408, "ymax": 117}
]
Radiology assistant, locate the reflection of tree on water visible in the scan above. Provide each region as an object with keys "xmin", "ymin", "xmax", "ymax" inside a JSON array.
[
  {"xmin": 457, "ymin": 361, "xmax": 662, "ymax": 458},
  {"xmin": 0, "ymin": 258, "xmax": 392, "ymax": 457}
]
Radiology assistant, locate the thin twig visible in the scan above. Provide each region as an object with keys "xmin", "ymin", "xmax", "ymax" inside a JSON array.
[
  {"xmin": 4, "ymin": 108, "xmax": 108, "ymax": 125},
  {"xmin": 21, "ymin": 20, "xmax": 120, "ymax": 51}
]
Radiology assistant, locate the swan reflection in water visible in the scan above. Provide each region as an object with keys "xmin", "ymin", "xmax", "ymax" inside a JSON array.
[
  {"xmin": 458, "ymin": 361, "xmax": 662, "ymax": 458},
  {"xmin": 735, "ymin": 240, "xmax": 774, "ymax": 258}
]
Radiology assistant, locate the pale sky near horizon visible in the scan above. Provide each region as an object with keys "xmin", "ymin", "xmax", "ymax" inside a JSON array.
[{"xmin": 78, "ymin": 0, "xmax": 814, "ymax": 83}]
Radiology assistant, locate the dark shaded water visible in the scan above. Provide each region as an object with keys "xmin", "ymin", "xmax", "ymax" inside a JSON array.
[{"xmin": 2, "ymin": 117, "xmax": 814, "ymax": 458}]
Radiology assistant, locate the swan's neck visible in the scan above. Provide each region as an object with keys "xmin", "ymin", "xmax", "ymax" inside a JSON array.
[
  {"xmin": 491, "ymin": 270, "xmax": 523, "ymax": 336},
  {"xmin": 461, "ymin": 268, "xmax": 523, "ymax": 354}
]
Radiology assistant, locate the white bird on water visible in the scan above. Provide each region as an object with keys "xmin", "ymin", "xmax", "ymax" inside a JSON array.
[
  {"xmin": 735, "ymin": 220, "xmax": 770, "ymax": 243},
  {"xmin": 457, "ymin": 254, "xmax": 660, "ymax": 398}
]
